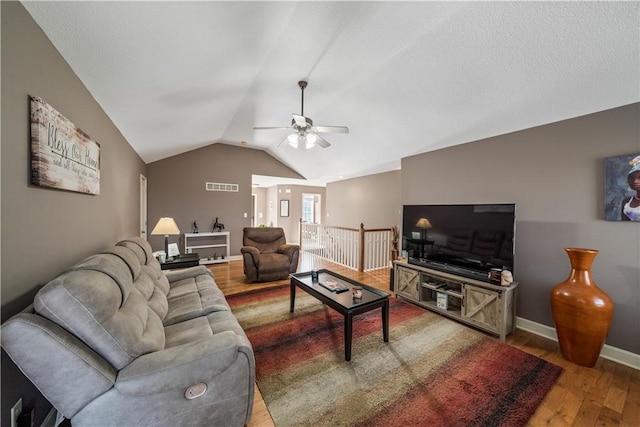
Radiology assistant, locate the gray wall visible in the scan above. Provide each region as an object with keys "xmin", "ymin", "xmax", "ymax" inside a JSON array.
[
  {"xmin": 1, "ymin": 2, "xmax": 147, "ymax": 425},
  {"xmin": 270, "ymin": 184, "xmax": 326, "ymax": 243},
  {"xmin": 146, "ymin": 143, "xmax": 303, "ymax": 256},
  {"xmin": 1, "ymin": 2, "xmax": 146, "ymax": 309},
  {"xmin": 401, "ymin": 103, "xmax": 640, "ymax": 354},
  {"xmin": 326, "ymin": 170, "xmax": 402, "ymax": 229}
]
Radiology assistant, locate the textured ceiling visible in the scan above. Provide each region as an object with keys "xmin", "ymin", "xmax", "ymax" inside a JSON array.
[{"xmin": 22, "ymin": 1, "xmax": 639, "ymax": 187}]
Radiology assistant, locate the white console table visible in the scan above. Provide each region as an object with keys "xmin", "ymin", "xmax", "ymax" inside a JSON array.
[{"xmin": 184, "ymin": 232, "xmax": 230, "ymax": 265}]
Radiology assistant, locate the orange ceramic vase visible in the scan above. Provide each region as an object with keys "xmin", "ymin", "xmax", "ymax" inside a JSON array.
[{"xmin": 550, "ymin": 248, "xmax": 614, "ymax": 367}]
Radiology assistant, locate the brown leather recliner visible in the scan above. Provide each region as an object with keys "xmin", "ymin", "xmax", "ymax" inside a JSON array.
[{"xmin": 241, "ymin": 227, "xmax": 300, "ymax": 283}]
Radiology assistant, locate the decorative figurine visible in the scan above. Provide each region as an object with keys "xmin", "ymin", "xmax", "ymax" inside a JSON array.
[
  {"xmin": 212, "ymin": 217, "xmax": 225, "ymax": 232},
  {"xmin": 192, "ymin": 221, "xmax": 199, "ymax": 233}
]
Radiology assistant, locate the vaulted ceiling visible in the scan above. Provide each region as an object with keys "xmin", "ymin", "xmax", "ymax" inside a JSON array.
[{"xmin": 22, "ymin": 1, "xmax": 639, "ymax": 186}]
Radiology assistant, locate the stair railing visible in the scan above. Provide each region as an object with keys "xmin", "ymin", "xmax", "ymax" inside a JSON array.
[{"xmin": 299, "ymin": 220, "xmax": 393, "ymax": 272}]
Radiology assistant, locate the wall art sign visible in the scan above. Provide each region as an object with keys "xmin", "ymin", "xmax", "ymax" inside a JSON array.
[
  {"xmin": 30, "ymin": 95, "xmax": 100, "ymax": 195},
  {"xmin": 604, "ymin": 152, "xmax": 640, "ymax": 221}
]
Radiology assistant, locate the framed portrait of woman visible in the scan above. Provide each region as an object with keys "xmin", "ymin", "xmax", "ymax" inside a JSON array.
[{"xmin": 604, "ymin": 152, "xmax": 640, "ymax": 221}]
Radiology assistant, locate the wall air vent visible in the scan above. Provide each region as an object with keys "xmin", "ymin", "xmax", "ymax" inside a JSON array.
[{"xmin": 206, "ymin": 182, "xmax": 239, "ymax": 192}]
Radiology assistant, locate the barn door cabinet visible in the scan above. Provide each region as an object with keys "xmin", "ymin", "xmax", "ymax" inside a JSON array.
[{"xmin": 393, "ymin": 261, "xmax": 518, "ymax": 341}]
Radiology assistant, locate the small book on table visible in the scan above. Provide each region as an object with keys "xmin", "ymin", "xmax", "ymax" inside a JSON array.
[{"xmin": 319, "ymin": 280, "xmax": 349, "ymax": 293}]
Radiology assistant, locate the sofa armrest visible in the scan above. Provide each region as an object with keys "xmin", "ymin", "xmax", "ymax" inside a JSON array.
[
  {"xmin": 116, "ymin": 331, "xmax": 252, "ymax": 396},
  {"xmin": 240, "ymin": 246, "xmax": 260, "ymax": 265},
  {"xmin": 164, "ymin": 265, "xmax": 213, "ymax": 284},
  {"xmin": 1, "ymin": 312, "xmax": 117, "ymax": 419},
  {"xmin": 278, "ymin": 243, "xmax": 299, "ymax": 260}
]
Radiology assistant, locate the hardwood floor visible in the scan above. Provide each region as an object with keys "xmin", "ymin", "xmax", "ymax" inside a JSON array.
[{"xmin": 208, "ymin": 254, "xmax": 640, "ymax": 427}]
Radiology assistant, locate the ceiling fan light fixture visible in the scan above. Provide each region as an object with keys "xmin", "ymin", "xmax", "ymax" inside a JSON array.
[
  {"xmin": 305, "ymin": 133, "xmax": 317, "ymax": 149},
  {"xmin": 255, "ymin": 80, "xmax": 348, "ymax": 150},
  {"xmin": 287, "ymin": 133, "xmax": 299, "ymax": 148}
]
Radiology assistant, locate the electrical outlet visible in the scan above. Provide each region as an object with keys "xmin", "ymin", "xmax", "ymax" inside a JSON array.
[{"xmin": 10, "ymin": 398, "xmax": 22, "ymax": 427}]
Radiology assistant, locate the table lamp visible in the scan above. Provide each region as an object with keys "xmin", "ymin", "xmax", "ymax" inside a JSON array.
[
  {"xmin": 415, "ymin": 218, "xmax": 432, "ymax": 240},
  {"xmin": 151, "ymin": 217, "xmax": 180, "ymax": 260}
]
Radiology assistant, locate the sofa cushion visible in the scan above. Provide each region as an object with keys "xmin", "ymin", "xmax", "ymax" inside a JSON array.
[
  {"xmin": 117, "ymin": 238, "xmax": 231, "ymax": 324},
  {"xmin": 136, "ymin": 271, "xmax": 169, "ymax": 320},
  {"xmin": 117, "ymin": 237, "xmax": 176, "ymax": 297},
  {"xmin": 117, "ymin": 236, "xmax": 154, "ymax": 265},
  {"xmin": 101, "ymin": 246, "xmax": 142, "ymax": 280},
  {"xmin": 102, "ymin": 245, "xmax": 170, "ymax": 322},
  {"xmin": 164, "ymin": 311, "xmax": 248, "ymax": 349},
  {"xmin": 163, "ymin": 275, "xmax": 230, "ymax": 326},
  {"xmin": 143, "ymin": 262, "xmax": 171, "ymax": 296},
  {"xmin": 242, "ymin": 227, "xmax": 287, "ymax": 254},
  {"xmin": 34, "ymin": 253, "xmax": 165, "ymax": 369},
  {"xmin": 258, "ymin": 253, "xmax": 290, "ymax": 274}
]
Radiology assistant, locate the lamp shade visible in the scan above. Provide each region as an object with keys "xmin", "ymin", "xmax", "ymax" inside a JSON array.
[
  {"xmin": 415, "ymin": 218, "xmax": 432, "ymax": 229},
  {"xmin": 151, "ymin": 217, "xmax": 180, "ymax": 235}
]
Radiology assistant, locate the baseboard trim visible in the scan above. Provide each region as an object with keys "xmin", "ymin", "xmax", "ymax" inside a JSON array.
[{"xmin": 516, "ymin": 317, "xmax": 640, "ymax": 370}]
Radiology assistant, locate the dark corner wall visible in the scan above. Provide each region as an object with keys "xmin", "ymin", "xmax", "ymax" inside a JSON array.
[
  {"xmin": 400, "ymin": 103, "xmax": 640, "ymax": 355},
  {"xmin": 1, "ymin": 2, "xmax": 146, "ymax": 426},
  {"xmin": 146, "ymin": 143, "xmax": 304, "ymax": 255}
]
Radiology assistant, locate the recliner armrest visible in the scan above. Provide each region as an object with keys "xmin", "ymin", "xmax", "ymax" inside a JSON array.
[
  {"xmin": 117, "ymin": 331, "xmax": 252, "ymax": 396},
  {"xmin": 240, "ymin": 246, "xmax": 260, "ymax": 265},
  {"xmin": 278, "ymin": 243, "xmax": 299, "ymax": 260}
]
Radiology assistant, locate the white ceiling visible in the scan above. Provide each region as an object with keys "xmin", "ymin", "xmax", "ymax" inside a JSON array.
[{"xmin": 22, "ymin": 1, "xmax": 639, "ymax": 187}]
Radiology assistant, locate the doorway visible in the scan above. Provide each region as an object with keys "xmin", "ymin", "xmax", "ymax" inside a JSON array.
[
  {"xmin": 302, "ymin": 193, "xmax": 322, "ymax": 224},
  {"xmin": 251, "ymin": 194, "xmax": 257, "ymax": 227},
  {"xmin": 140, "ymin": 174, "xmax": 147, "ymax": 238}
]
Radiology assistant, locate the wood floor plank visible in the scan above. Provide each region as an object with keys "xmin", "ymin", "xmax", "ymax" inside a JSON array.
[
  {"xmin": 597, "ymin": 406, "xmax": 623, "ymax": 426},
  {"xmin": 206, "ymin": 254, "xmax": 639, "ymax": 427},
  {"xmin": 620, "ymin": 367, "xmax": 640, "ymax": 426}
]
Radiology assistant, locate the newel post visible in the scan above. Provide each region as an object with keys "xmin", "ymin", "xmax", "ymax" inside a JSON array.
[
  {"xmin": 358, "ymin": 223, "xmax": 365, "ymax": 272},
  {"xmin": 299, "ymin": 218, "xmax": 303, "ymax": 250}
]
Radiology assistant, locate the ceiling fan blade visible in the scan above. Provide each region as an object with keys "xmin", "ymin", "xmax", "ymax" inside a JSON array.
[
  {"xmin": 277, "ymin": 133, "xmax": 294, "ymax": 148},
  {"xmin": 314, "ymin": 134, "xmax": 331, "ymax": 148},
  {"xmin": 253, "ymin": 126, "xmax": 292, "ymax": 131},
  {"xmin": 313, "ymin": 125, "xmax": 349, "ymax": 134}
]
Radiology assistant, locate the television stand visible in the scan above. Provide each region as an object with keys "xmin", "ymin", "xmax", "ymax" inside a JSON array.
[{"xmin": 393, "ymin": 260, "xmax": 518, "ymax": 341}]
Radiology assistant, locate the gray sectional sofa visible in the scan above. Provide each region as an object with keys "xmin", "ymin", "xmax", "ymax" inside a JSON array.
[{"xmin": 1, "ymin": 237, "xmax": 255, "ymax": 426}]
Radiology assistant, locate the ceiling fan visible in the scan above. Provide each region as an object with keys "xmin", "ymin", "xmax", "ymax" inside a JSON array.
[{"xmin": 253, "ymin": 80, "xmax": 349, "ymax": 149}]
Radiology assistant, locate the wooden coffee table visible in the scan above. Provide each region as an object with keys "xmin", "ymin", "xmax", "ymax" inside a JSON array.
[{"xmin": 289, "ymin": 269, "xmax": 389, "ymax": 361}]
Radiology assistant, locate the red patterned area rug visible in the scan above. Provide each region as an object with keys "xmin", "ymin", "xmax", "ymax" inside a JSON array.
[{"xmin": 228, "ymin": 286, "xmax": 562, "ymax": 427}]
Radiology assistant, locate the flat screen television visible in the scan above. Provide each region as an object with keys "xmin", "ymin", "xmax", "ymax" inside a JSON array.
[{"xmin": 402, "ymin": 204, "xmax": 516, "ymax": 282}]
